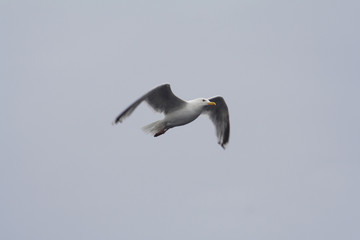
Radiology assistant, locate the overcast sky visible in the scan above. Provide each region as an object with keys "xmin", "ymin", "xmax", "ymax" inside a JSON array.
[{"xmin": 1, "ymin": 0, "xmax": 360, "ymax": 239}]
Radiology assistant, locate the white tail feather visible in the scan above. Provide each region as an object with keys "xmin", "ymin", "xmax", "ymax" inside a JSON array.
[{"xmin": 142, "ymin": 120, "xmax": 165, "ymax": 134}]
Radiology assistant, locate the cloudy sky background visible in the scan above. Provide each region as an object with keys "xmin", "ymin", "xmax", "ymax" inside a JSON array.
[{"xmin": 2, "ymin": 0, "xmax": 360, "ymax": 239}]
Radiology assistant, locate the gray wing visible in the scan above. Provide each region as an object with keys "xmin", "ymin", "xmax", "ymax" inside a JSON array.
[
  {"xmin": 203, "ymin": 96, "xmax": 230, "ymax": 149},
  {"xmin": 114, "ymin": 84, "xmax": 186, "ymax": 124}
]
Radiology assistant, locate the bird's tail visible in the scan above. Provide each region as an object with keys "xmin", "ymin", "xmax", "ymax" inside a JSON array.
[{"xmin": 142, "ymin": 120, "xmax": 166, "ymax": 135}]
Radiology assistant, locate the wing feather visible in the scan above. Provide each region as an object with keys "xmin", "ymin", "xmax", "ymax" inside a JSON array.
[
  {"xmin": 204, "ymin": 96, "xmax": 230, "ymax": 149},
  {"xmin": 114, "ymin": 84, "xmax": 186, "ymax": 124}
]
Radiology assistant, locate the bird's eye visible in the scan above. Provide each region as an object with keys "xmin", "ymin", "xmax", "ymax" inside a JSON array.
[{"xmin": 202, "ymin": 99, "xmax": 205, "ymax": 102}]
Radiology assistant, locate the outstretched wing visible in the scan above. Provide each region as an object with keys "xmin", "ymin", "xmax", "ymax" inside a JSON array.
[
  {"xmin": 203, "ymin": 96, "xmax": 230, "ymax": 149},
  {"xmin": 113, "ymin": 84, "xmax": 186, "ymax": 124}
]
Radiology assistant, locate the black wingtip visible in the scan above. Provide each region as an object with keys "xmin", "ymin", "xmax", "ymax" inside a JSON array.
[
  {"xmin": 113, "ymin": 114, "xmax": 124, "ymax": 124},
  {"xmin": 218, "ymin": 141, "xmax": 227, "ymax": 149},
  {"xmin": 112, "ymin": 118, "xmax": 122, "ymax": 125}
]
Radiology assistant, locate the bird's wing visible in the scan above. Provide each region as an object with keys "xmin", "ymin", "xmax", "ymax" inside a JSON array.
[
  {"xmin": 203, "ymin": 96, "xmax": 230, "ymax": 149},
  {"xmin": 114, "ymin": 84, "xmax": 186, "ymax": 124}
]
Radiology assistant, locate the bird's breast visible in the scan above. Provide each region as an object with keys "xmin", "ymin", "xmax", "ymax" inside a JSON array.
[{"xmin": 165, "ymin": 108, "xmax": 201, "ymax": 127}]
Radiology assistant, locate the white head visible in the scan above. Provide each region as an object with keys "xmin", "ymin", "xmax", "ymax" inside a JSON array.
[{"xmin": 188, "ymin": 98, "xmax": 216, "ymax": 108}]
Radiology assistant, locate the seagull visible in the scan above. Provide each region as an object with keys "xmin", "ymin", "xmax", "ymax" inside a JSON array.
[{"xmin": 113, "ymin": 84, "xmax": 230, "ymax": 148}]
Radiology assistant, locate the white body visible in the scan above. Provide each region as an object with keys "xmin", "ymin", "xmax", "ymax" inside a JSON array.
[
  {"xmin": 142, "ymin": 98, "xmax": 210, "ymax": 134},
  {"xmin": 165, "ymin": 100, "xmax": 203, "ymax": 127}
]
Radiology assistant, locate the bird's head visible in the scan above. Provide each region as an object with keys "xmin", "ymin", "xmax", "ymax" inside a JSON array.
[{"xmin": 192, "ymin": 98, "xmax": 216, "ymax": 106}]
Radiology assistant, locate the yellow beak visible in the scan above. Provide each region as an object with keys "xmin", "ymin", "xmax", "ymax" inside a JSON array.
[{"xmin": 208, "ymin": 102, "xmax": 216, "ymax": 106}]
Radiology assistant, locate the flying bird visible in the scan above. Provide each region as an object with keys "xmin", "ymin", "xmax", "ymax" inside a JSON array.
[{"xmin": 113, "ymin": 84, "xmax": 230, "ymax": 148}]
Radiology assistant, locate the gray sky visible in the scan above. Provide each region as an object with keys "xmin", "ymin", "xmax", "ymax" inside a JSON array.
[{"xmin": 1, "ymin": 0, "xmax": 360, "ymax": 239}]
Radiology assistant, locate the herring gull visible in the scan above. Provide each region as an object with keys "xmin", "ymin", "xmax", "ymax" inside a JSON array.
[{"xmin": 113, "ymin": 84, "xmax": 230, "ymax": 148}]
